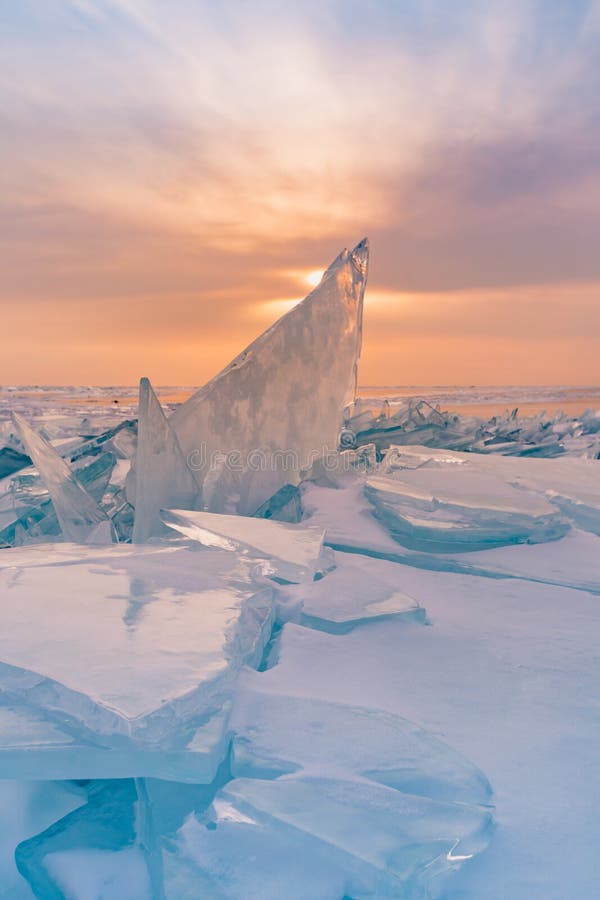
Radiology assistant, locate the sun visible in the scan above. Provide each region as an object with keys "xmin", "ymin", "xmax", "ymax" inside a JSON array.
[{"xmin": 305, "ymin": 269, "xmax": 324, "ymax": 287}]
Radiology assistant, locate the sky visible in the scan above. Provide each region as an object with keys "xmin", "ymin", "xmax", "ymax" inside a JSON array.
[{"xmin": 1, "ymin": 0, "xmax": 600, "ymax": 385}]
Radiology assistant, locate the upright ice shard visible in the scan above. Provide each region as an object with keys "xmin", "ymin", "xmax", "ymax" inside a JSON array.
[
  {"xmin": 168, "ymin": 238, "xmax": 368, "ymax": 514},
  {"xmin": 11, "ymin": 413, "xmax": 114, "ymax": 544},
  {"xmin": 131, "ymin": 378, "xmax": 200, "ymax": 543}
]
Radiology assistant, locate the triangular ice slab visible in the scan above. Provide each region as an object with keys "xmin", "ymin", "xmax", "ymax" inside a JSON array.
[
  {"xmin": 161, "ymin": 508, "xmax": 329, "ymax": 582},
  {"xmin": 11, "ymin": 413, "xmax": 114, "ymax": 544},
  {"xmin": 167, "ymin": 238, "xmax": 368, "ymax": 514},
  {"xmin": 131, "ymin": 378, "xmax": 200, "ymax": 543}
]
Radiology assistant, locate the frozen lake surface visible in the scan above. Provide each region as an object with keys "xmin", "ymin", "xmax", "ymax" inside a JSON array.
[{"xmin": 1, "ymin": 393, "xmax": 598, "ymax": 896}]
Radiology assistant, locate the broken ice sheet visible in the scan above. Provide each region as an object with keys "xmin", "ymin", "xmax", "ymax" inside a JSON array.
[
  {"xmin": 301, "ymin": 471, "xmax": 600, "ymax": 592},
  {"xmin": 278, "ymin": 551, "xmax": 426, "ymax": 633},
  {"xmin": 176, "ymin": 625, "xmax": 493, "ymax": 899},
  {"xmin": 165, "ymin": 239, "xmax": 368, "ymax": 514},
  {"xmin": 162, "ymin": 508, "xmax": 332, "ymax": 582},
  {"xmin": 230, "ymin": 685, "xmax": 490, "ymax": 806},
  {"xmin": 10, "ymin": 413, "xmax": 115, "ymax": 544},
  {"xmin": 0, "ymin": 702, "xmax": 233, "ymax": 783},
  {"xmin": 202, "ymin": 774, "xmax": 491, "ymax": 896},
  {"xmin": 174, "ymin": 786, "xmax": 484, "ymax": 899},
  {"xmin": 382, "ymin": 444, "xmax": 600, "ymax": 537},
  {"xmin": 365, "ymin": 468, "xmax": 568, "ymax": 553},
  {"xmin": 0, "ymin": 545, "xmax": 274, "ymax": 747},
  {"xmin": 0, "ymin": 451, "xmax": 117, "ymax": 548}
]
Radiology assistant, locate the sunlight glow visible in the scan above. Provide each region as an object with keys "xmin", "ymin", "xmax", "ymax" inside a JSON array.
[{"xmin": 306, "ymin": 269, "xmax": 324, "ymax": 287}]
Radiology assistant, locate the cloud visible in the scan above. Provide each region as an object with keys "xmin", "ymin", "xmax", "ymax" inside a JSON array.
[{"xmin": 1, "ymin": 0, "xmax": 600, "ymax": 382}]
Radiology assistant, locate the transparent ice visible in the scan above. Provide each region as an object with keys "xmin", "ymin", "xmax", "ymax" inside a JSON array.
[
  {"xmin": 161, "ymin": 508, "xmax": 330, "ymax": 582},
  {"xmin": 166, "ymin": 239, "xmax": 368, "ymax": 514},
  {"xmin": 11, "ymin": 413, "xmax": 115, "ymax": 544},
  {"xmin": 130, "ymin": 378, "xmax": 200, "ymax": 543},
  {"xmin": 0, "ymin": 545, "xmax": 274, "ymax": 747}
]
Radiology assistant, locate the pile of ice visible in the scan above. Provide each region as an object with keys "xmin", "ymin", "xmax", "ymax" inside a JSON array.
[
  {"xmin": 345, "ymin": 396, "xmax": 600, "ymax": 459},
  {"xmin": 1, "ymin": 237, "xmax": 598, "ymax": 897}
]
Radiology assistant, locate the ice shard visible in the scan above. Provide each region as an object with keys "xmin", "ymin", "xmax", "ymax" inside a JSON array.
[
  {"xmin": 278, "ymin": 552, "xmax": 426, "ymax": 633},
  {"xmin": 168, "ymin": 238, "xmax": 368, "ymax": 514},
  {"xmin": 0, "ymin": 451, "xmax": 116, "ymax": 547},
  {"xmin": 131, "ymin": 378, "xmax": 200, "ymax": 543},
  {"xmin": 11, "ymin": 413, "xmax": 115, "ymax": 544},
  {"xmin": 161, "ymin": 508, "xmax": 330, "ymax": 582}
]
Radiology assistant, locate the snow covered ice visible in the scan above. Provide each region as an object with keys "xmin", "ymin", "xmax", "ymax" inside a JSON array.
[{"xmin": 1, "ymin": 242, "xmax": 600, "ymax": 898}]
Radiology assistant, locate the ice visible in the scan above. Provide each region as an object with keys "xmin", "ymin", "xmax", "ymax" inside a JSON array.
[
  {"xmin": 0, "ymin": 452, "xmax": 117, "ymax": 547},
  {"xmin": 382, "ymin": 444, "xmax": 600, "ymax": 536},
  {"xmin": 11, "ymin": 674, "xmax": 491, "ymax": 900},
  {"xmin": 365, "ymin": 469, "xmax": 568, "ymax": 552},
  {"xmin": 346, "ymin": 394, "xmax": 600, "ymax": 458},
  {"xmin": 0, "ymin": 702, "xmax": 233, "ymax": 782},
  {"xmin": 0, "ymin": 780, "xmax": 86, "ymax": 898},
  {"xmin": 0, "ymin": 545, "xmax": 274, "ymax": 747},
  {"xmin": 171, "ymin": 622, "xmax": 492, "ymax": 899},
  {"xmin": 272, "ymin": 568, "xmax": 600, "ymax": 900},
  {"xmin": 189, "ymin": 774, "xmax": 490, "ymax": 899},
  {"xmin": 161, "ymin": 508, "xmax": 330, "ymax": 582},
  {"xmin": 300, "ymin": 460, "xmax": 600, "ymax": 592},
  {"xmin": 0, "ymin": 446, "xmax": 30, "ymax": 479},
  {"xmin": 15, "ymin": 780, "xmax": 148, "ymax": 899},
  {"xmin": 301, "ymin": 475, "xmax": 409, "ymax": 558},
  {"xmin": 4, "ymin": 310, "xmax": 600, "ymax": 896},
  {"xmin": 277, "ymin": 552, "xmax": 426, "ymax": 633},
  {"xmin": 130, "ymin": 378, "xmax": 200, "ymax": 543},
  {"xmin": 230, "ymin": 775, "xmax": 486, "ymax": 877},
  {"xmin": 166, "ymin": 239, "xmax": 368, "ymax": 514},
  {"xmin": 444, "ymin": 527, "xmax": 600, "ymax": 592},
  {"xmin": 231, "ymin": 682, "xmax": 490, "ymax": 805},
  {"xmin": 11, "ymin": 413, "xmax": 115, "ymax": 544},
  {"xmin": 253, "ymin": 483, "xmax": 303, "ymax": 523}
]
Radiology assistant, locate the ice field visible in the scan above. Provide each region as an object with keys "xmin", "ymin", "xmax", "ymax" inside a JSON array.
[{"xmin": 1, "ymin": 240, "xmax": 599, "ymax": 898}]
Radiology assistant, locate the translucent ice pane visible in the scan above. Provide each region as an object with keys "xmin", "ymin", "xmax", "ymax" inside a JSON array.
[
  {"xmin": 131, "ymin": 378, "xmax": 200, "ymax": 543},
  {"xmin": 161, "ymin": 508, "xmax": 329, "ymax": 582},
  {"xmin": 11, "ymin": 413, "xmax": 115, "ymax": 544},
  {"xmin": 0, "ymin": 545, "xmax": 274, "ymax": 745},
  {"xmin": 167, "ymin": 239, "xmax": 368, "ymax": 514}
]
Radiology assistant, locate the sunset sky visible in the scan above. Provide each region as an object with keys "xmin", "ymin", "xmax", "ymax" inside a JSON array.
[{"xmin": 2, "ymin": 0, "xmax": 600, "ymax": 385}]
